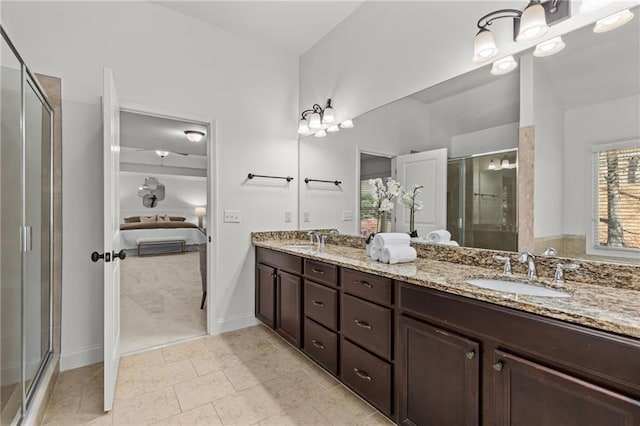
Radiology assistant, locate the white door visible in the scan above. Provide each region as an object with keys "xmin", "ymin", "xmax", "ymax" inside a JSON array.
[
  {"xmin": 102, "ymin": 67, "xmax": 122, "ymax": 411},
  {"xmin": 395, "ymin": 148, "xmax": 447, "ymax": 236}
]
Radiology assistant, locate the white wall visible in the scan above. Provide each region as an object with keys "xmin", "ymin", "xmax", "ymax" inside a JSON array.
[
  {"xmin": 563, "ymin": 95, "xmax": 640, "ymax": 245},
  {"xmin": 532, "ymin": 59, "xmax": 566, "ymax": 238},
  {"xmin": 2, "ymin": 1, "xmax": 299, "ymax": 370},
  {"xmin": 450, "ymin": 123, "xmax": 519, "ymax": 158},
  {"xmin": 119, "ymin": 172, "xmax": 207, "ymax": 224},
  {"xmin": 300, "ymin": 0, "xmax": 635, "ymax": 126},
  {"xmin": 299, "ymin": 96, "xmax": 430, "ymax": 234}
]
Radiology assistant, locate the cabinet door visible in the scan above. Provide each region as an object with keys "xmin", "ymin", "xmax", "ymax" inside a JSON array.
[
  {"xmin": 256, "ymin": 264, "xmax": 276, "ymax": 328},
  {"xmin": 276, "ymin": 270, "xmax": 302, "ymax": 347},
  {"xmin": 398, "ymin": 315, "xmax": 480, "ymax": 426},
  {"xmin": 493, "ymin": 350, "xmax": 640, "ymax": 426}
]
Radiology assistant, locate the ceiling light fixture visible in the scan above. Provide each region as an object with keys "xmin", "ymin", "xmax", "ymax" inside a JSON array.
[
  {"xmin": 491, "ymin": 56, "xmax": 519, "ymax": 75},
  {"xmin": 155, "ymin": 150, "xmax": 170, "ymax": 158},
  {"xmin": 593, "ymin": 9, "xmax": 634, "ymax": 33},
  {"xmin": 534, "ymin": 36, "xmax": 566, "ymax": 57},
  {"xmin": 297, "ymin": 99, "xmax": 353, "ymax": 136},
  {"xmin": 184, "ymin": 130, "xmax": 205, "ymax": 143},
  {"xmin": 473, "ymin": 0, "xmax": 570, "ymax": 64}
]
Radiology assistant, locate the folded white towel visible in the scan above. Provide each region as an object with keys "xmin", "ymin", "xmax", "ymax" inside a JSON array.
[
  {"xmin": 426, "ymin": 230, "xmax": 451, "ymax": 243},
  {"xmin": 380, "ymin": 246, "xmax": 417, "ymax": 264},
  {"xmin": 372, "ymin": 232, "xmax": 411, "ymax": 249},
  {"xmin": 370, "ymin": 246, "xmax": 381, "ymax": 261},
  {"xmin": 438, "ymin": 240, "xmax": 459, "ymax": 247}
]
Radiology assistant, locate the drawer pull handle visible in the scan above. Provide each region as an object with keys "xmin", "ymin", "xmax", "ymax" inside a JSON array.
[
  {"xmin": 354, "ymin": 368, "xmax": 372, "ymax": 381},
  {"xmin": 466, "ymin": 350, "xmax": 475, "ymax": 360},
  {"xmin": 311, "ymin": 268, "xmax": 325, "ymax": 275},
  {"xmin": 493, "ymin": 361, "xmax": 504, "ymax": 372},
  {"xmin": 354, "ymin": 280, "xmax": 373, "ymax": 288},
  {"xmin": 354, "ymin": 320, "xmax": 372, "ymax": 330},
  {"xmin": 312, "ymin": 300, "xmax": 325, "ymax": 308},
  {"xmin": 311, "ymin": 340, "xmax": 325, "ymax": 350}
]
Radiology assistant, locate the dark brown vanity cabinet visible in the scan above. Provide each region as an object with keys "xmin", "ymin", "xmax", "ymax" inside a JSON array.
[
  {"xmin": 256, "ymin": 248, "xmax": 303, "ymax": 347},
  {"xmin": 397, "ymin": 282, "xmax": 640, "ymax": 426}
]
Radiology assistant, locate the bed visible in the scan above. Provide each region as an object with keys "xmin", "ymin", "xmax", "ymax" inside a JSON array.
[{"xmin": 119, "ymin": 215, "xmax": 207, "ymax": 252}]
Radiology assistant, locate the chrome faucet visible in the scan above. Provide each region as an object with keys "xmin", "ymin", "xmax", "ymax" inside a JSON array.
[
  {"xmin": 542, "ymin": 247, "xmax": 558, "ymax": 257},
  {"xmin": 493, "ymin": 255, "xmax": 513, "ymax": 276},
  {"xmin": 306, "ymin": 231, "xmax": 315, "ymax": 245},
  {"xmin": 553, "ymin": 263, "xmax": 580, "ymax": 285},
  {"xmin": 518, "ymin": 252, "xmax": 538, "ymax": 280},
  {"xmin": 329, "ymin": 229, "xmax": 339, "ymax": 235}
]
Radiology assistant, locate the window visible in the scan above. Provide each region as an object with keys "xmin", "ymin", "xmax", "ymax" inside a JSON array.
[
  {"xmin": 594, "ymin": 146, "xmax": 640, "ymax": 251},
  {"xmin": 360, "ymin": 179, "xmax": 393, "ymax": 236}
]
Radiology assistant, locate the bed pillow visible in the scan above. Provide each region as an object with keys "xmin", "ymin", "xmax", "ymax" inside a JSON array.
[
  {"xmin": 156, "ymin": 214, "xmax": 171, "ymax": 222},
  {"xmin": 140, "ymin": 215, "xmax": 157, "ymax": 224},
  {"xmin": 169, "ymin": 216, "xmax": 186, "ymax": 222},
  {"xmin": 124, "ymin": 216, "xmax": 140, "ymax": 223}
]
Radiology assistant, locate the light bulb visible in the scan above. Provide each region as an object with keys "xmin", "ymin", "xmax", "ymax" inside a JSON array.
[
  {"xmin": 594, "ymin": 9, "xmax": 634, "ymax": 33},
  {"xmin": 322, "ymin": 106, "xmax": 336, "ymax": 125},
  {"xmin": 155, "ymin": 150, "xmax": 170, "ymax": 157},
  {"xmin": 327, "ymin": 124, "xmax": 340, "ymax": 133},
  {"xmin": 339, "ymin": 119, "xmax": 354, "ymax": 129},
  {"xmin": 472, "ymin": 28, "xmax": 498, "ymax": 63},
  {"xmin": 501, "ymin": 158, "xmax": 510, "ymax": 169},
  {"xmin": 309, "ymin": 112, "xmax": 322, "ymax": 130},
  {"xmin": 534, "ymin": 36, "xmax": 566, "ymax": 57},
  {"xmin": 184, "ymin": 130, "xmax": 205, "ymax": 143},
  {"xmin": 517, "ymin": 1, "xmax": 549, "ymax": 42},
  {"xmin": 315, "ymin": 130, "xmax": 327, "ymax": 138},
  {"xmin": 491, "ymin": 56, "xmax": 518, "ymax": 76},
  {"xmin": 297, "ymin": 118, "xmax": 310, "ymax": 135},
  {"xmin": 489, "ymin": 160, "xmax": 496, "ymax": 170}
]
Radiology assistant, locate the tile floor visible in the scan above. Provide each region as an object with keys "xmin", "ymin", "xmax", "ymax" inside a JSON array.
[
  {"xmin": 42, "ymin": 325, "xmax": 394, "ymax": 425},
  {"xmin": 120, "ymin": 252, "xmax": 206, "ymax": 354}
]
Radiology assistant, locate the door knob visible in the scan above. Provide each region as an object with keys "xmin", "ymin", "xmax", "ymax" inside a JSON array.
[
  {"xmin": 493, "ymin": 361, "xmax": 504, "ymax": 372},
  {"xmin": 113, "ymin": 249, "xmax": 126, "ymax": 260},
  {"xmin": 91, "ymin": 251, "xmax": 111, "ymax": 263}
]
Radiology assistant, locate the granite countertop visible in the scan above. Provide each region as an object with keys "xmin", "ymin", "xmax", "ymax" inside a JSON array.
[{"xmin": 254, "ymin": 239, "xmax": 640, "ymax": 340}]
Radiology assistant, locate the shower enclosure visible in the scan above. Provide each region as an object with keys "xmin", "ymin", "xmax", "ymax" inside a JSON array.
[
  {"xmin": 447, "ymin": 150, "xmax": 518, "ymax": 251},
  {"xmin": 1, "ymin": 27, "xmax": 54, "ymax": 425}
]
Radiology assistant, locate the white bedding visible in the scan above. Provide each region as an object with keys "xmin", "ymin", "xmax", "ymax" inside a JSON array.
[{"xmin": 120, "ymin": 228, "xmax": 206, "ymax": 250}]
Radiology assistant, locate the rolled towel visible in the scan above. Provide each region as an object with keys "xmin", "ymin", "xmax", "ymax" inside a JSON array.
[
  {"xmin": 426, "ymin": 230, "xmax": 451, "ymax": 243},
  {"xmin": 370, "ymin": 246, "xmax": 381, "ymax": 261},
  {"xmin": 372, "ymin": 232, "xmax": 411, "ymax": 249},
  {"xmin": 380, "ymin": 246, "xmax": 417, "ymax": 264},
  {"xmin": 438, "ymin": 240, "xmax": 459, "ymax": 247}
]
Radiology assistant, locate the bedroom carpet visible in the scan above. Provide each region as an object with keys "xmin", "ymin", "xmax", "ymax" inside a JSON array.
[{"xmin": 120, "ymin": 251, "xmax": 206, "ymax": 354}]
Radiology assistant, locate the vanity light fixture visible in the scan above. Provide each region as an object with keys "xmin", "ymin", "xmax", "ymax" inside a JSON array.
[
  {"xmin": 184, "ymin": 130, "xmax": 205, "ymax": 143},
  {"xmin": 501, "ymin": 157, "xmax": 511, "ymax": 169},
  {"xmin": 491, "ymin": 56, "xmax": 519, "ymax": 75},
  {"xmin": 489, "ymin": 160, "xmax": 497, "ymax": 170},
  {"xmin": 534, "ymin": 36, "xmax": 566, "ymax": 57},
  {"xmin": 593, "ymin": 9, "xmax": 635, "ymax": 33},
  {"xmin": 472, "ymin": 0, "xmax": 570, "ymax": 64},
  {"xmin": 155, "ymin": 150, "xmax": 170, "ymax": 158},
  {"xmin": 298, "ymin": 99, "xmax": 354, "ymax": 136}
]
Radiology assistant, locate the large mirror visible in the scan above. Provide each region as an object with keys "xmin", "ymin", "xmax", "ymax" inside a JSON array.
[{"xmin": 299, "ymin": 7, "xmax": 640, "ymax": 265}]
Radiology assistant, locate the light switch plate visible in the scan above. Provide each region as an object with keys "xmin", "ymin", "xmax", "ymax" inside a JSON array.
[
  {"xmin": 284, "ymin": 211, "xmax": 292, "ymax": 223},
  {"xmin": 303, "ymin": 211, "xmax": 310, "ymax": 223},
  {"xmin": 342, "ymin": 211, "xmax": 353, "ymax": 221},
  {"xmin": 223, "ymin": 210, "xmax": 241, "ymax": 223}
]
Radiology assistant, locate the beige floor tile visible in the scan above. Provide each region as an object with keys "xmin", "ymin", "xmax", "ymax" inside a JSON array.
[
  {"xmin": 119, "ymin": 349, "xmax": 166, "ymax": 374},
  {"xmin": 162, "ymin": 339, "xmax": 209, "ymax": 364},
  {"xmin": 302, "ymin": 363, "xmax": 341, "ymax": 391},
  {"xmin": 257, "ymin": 403, "xmax": 330, "ymax": 426},
  {"xmin": 357, "ymin": 412, "xmax": 395, "ymax": 425},
  {"xmin": 221, "ymin": 355, "xmax": 282, "ymax": 392},
  {"xmin": 43, "ymin": 412, "xmax": 113, "ymax": 426},
  {"xmin": 115, "ymin": 370, "xmax": 145, "ymax": 401},
  {"xmin": 212, "ymin": 384, "xmax": 283, "ymax": 425},
  {"xmin": 173, "ymin": 370, "xmax": 236, "ymax": 412},
  {"xmin": 142, "ymin": 359, "xmax": 197, "ymax": 392},
  {"xmin": 113, "ymin": 387, "xmax": 181, "ymax": 425},
  {"xmin": 189, "ymin": 348, "xmax": 243, "ymax": 376},
  {"xmin": 154, "ymin": 403, "xmax": 223, "ymax": 426},
  {"xmin": 306, "ymin": 385, "xmax": 376, "ymax": 425},
  {"xmin": 259, "ymin": 369, "xmax": 326, "ymax": 411}
]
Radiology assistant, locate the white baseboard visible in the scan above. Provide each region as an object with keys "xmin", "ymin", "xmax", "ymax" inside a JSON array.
[
  {"xmin": 60, "ymin": 344, "xmax": 103, "ymax": 371},
  {"xmin": 211, "ymin": 313, "xmax": 258, "ymax": 334}
]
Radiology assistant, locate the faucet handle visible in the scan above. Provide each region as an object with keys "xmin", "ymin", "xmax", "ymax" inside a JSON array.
[
  {"xmin": 307, "ymin": 231, "xmax": 315, "ymax": 245},
  {"xmin": 493, "ymin": 255, "xmax": 513, "ymax": 276},
  {"xmin": 543, "ymin": 247, "xmax": 558, "ymax": 257},
  {"xmin": 518, "ymin": 251, "xmax": 534, "ymax": 263},
  {"xmin": 553, "ymin": 263, "xmax": 580, "ymax": 285}
]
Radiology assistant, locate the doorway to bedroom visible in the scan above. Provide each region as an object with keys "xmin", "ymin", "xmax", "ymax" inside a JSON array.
[{"xmin": 118, "ymin": 109, "xmax": 209, "ymax": 354}]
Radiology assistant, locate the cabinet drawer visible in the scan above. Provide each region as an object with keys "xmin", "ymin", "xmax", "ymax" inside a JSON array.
[
  {"xmin": 304, "ymin": 280, "xmax": 338, "ymax": 331},
  {"xmin": 304, "ymin": 259, "xmax": 338, "ymax": 286},
  {"xmin": 257, "ymin": 248, "xmax": 302, "ymax": 274},
  {"xmin": 342, "ymin": 268, "xmax": 392, "ymax": 305},
  {"xmin": 342, "ymin": 294, "xmax": 392, "ymax": 360},
  {"xmin": 304, "ymin": 318, "xmax": 338, "ymax": 376},
  {"xmin": 341, "ymin": 339, "xmax": 392, "ymax": 415}
]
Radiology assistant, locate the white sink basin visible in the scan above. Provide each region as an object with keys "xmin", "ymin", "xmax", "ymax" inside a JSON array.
[
  {"xmin": 464, "ymin": 278, "xmax": 570, "ymax": 298},
  {"xmin": 283, "ymin": 244, "xmax": 315, "ymax": 250}
]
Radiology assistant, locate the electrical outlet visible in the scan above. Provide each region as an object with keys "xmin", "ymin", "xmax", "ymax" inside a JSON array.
[
  {"xmin": 223, "ymin": 210, "xmax": 241, "ymax": 223},
  {"xmin": 342, "ymin": 211, "xmax": 353, "ymax": 221},
  {"xmin": 284, "ymin": 211, "xmax": 292, "ymax": 223},
  {"xmin": 303, "ymin": 211, "xmax": 310, "ymax": 222}
]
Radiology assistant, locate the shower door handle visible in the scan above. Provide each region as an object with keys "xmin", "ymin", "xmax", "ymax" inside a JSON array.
[{"xmin": 21, "ymin": 226, "xmax": 32, "ymax": 252}]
